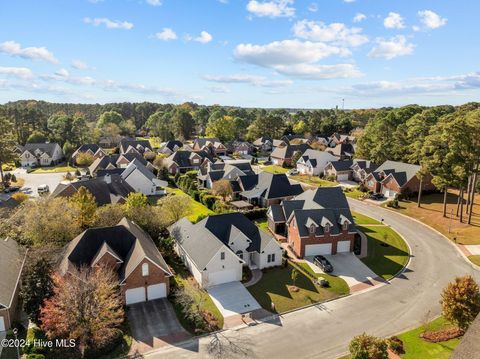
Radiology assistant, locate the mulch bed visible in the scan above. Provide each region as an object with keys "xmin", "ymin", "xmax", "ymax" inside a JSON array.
[{"xmin": 420, "ymin": 327, "xmax": 464, "ymax": 342}]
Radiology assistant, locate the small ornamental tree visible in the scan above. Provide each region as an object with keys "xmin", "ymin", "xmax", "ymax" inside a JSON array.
[
  {"xmin": 291, "ymin": 151, "xmax": 302, "ymax": 167},
  {"xmin": 75, "ymin": 152, "xmax": 95, "ymax": 167},
  {"xmin": 157, "ymin": 194, "xmax": 191, "ymax": 224},
  {"xmin": 441, "ymin": 275, "xmax": 480, "ymax": 330},
  {"xmin": 349, "ymin": 333, "xmax": 388, "ymax": 359},
  {"xmin": 20, "ymin": 255, "xmax": 54, "ymax": 324},
  {"xmin": 70, "ymin": 186, "xmax": 97, "ymax": 229},
  {"xmin": 212, "ymin": 179, "xmax": 233, "ymax": 201},
  {"xmin": 125, "ymin": 192, "xmax": 148, "ymax": 212},
  {"xmin": 40, "ymin": 266, "xmax": 124, "ymax": 357},
  {"xmin": 291, "ymin": 268, "xmax": 299, "ymax": 287}
]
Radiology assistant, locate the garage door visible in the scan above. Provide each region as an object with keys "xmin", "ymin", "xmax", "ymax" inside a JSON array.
[
  {"xmin": 0, "ymin": 316, "xmax": 5, "ymax": 331},
  {"xmin": 337, "ymin": 240, "xmax": 351, "ymax": 253},
  {"xmin": 147, "ymin": 283, "xmax": 167, "ymax": 300},
  {"xmin": 125, "ymin": 287, "xmax": 146, "ymax": 305},
  {"xmin": 305, "ymin": 243, "xmax": 332, "ymax": 256},
  {"xmin": 208, "ymin": 269, "xmax": 239, "ymax": 286},
  {"xmin": 382, "ymin": 187, "xmax": 397, "ymax": 198},
  {"xmin": 337, "ymin": 173, "xmax": 349, "ymax": 181}
]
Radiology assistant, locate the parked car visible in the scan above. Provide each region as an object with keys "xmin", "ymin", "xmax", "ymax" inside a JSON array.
[
  {"xmin": 369, "ymin": 193, "xmax": 385, "ymax": 200},
  {"xmin": 3, "ymin": 186, "xmax": 20, "ymax": 193},
  {"xmin": 37, "ymin": 184, "xmax": 50, "ymax": 195},
  {"xmin": 313, "ymin": 255, "xmax": 333, "ymax": 273},
  {"xmin": 287, "ymin": 169, "xmax": 299, "ymax": 176}
]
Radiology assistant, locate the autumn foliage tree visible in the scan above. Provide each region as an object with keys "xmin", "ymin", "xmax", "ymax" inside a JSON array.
[
  {"xmin": 212, "ymin": 179, "xmax": 233, "ymax": 201},
  {"xmin": 40, "ymin": 265, "xmax": 124, "ymax": 357},
  {"xmin": 70, "ymin": 186, "xmax": 97, "ymax": 228},
  {"xmin": 75, "ymin": 152, "xmax": 96, "ymax": 167},
  {"xmin": 441, "ymin": 275, "xmax": 480, "ymax": 330},
  {"xmin": 349, "ymin": 333, "xmax": 388, "ymax": 359}
]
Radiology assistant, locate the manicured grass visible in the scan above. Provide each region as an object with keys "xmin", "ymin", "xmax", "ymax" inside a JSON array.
[
  {"xmin": 398, "ymin": 317, "xmax": 461, "ymax": 359},
  {"xmin": 166, "ymin": 187, "xmax": 214, "ymax": 222},
  {"xmin": 295, "ymin": 262, "xmax": 350, "ymax": 294},
  {"xmin": 358, "ymin": 225, "xmax": 410, "ymax": 280},
  {"xmin": 247, "ymin": 262, "xmax": 349, "ymax": 313},
  {"xmin": 136, "ymin": 136, "xmax": 161, "ymax": 149},
  {"xmin": 31, "ymin": 165, "xmax": 77, "ymax": 174},
  {"xmin": 254, "ymin": 218, "xmax": 269, "ymax": 232},
  {"xmin": 289, "ymin": 174, "xmax": 337, "ymax": 187},
  {"xmin": 344, "ymin": 187, "xmax": 367, "ymax": 199},
  {"xmin": 261, "ymin": 165, "xmax": 289, "ymax": 174},
  {"xmin": 391, "ymin": 191, "xmax": 480, "ymax": 245},
  {"xmin": 1, "ymin": 162, "xmax": 15, "ymax": 171},
  {"xmin": 468, "ymin": 255, "xmax": 480, "ymax": 266},
  {"xmin": 351, "ymin": 211, "xmax": 381, "ymax": 225}
]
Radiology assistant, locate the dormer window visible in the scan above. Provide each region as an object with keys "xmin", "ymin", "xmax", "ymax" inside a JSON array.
[
  {"xmin": 343, "ymin": 221, "xmax": 349, "ymax": 231},
  {"xmin": 142, "ymin": 262, "xmax": 149, "ymax": 277},
  {"xmin": 310, "ymin": 224, "xmax": 315, "ymax": 234},
  {"xmin": 220, "ymin": 252, "xmax": 225, "ymax": 260},
  {"xmin": 324, "ymin": 224, "xmax": 330, "ymax": 233}
]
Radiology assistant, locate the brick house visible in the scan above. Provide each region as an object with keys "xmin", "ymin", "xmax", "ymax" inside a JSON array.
[
  {"xmin": 192, "ymin": 138, "xmax": 227, "ymax": 156},
  {"xmin": 363, "ymin": 160, "xmax": 435, "ymax": 198},
  {"xmin": 59, "ymin": 218, "xmax": 172, "ymax": 305},
  {"xmin": 350, "ymin": 160, "xmax": 379, "ymax": 182},
  {"xmin": 119, "ymin": 139, "xmax": 153, "ymax": 155},
  {"xmin": 164, "ymin": 150, "xmax": 214, "ymax": 174},
  {"xmin": 0, "ymin": 238, "xmax": 27, "ymax": 331},
  {"xmin": 268, "ymin": 187, "xmax": 357, "ymax": 257},
  {"xmin": 323, "ymin": 160, "xmax": 354, "ymax": 181},
  {"xmin": 71, "ymin": 144, "xmax": 107, "ymax": 165}
]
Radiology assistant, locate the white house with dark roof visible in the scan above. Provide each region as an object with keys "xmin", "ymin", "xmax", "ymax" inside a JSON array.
[
  {"xmin": 121, "ymin": 158, "xmax": 167, "ymax": 196},
  {"xmin": 170, "ymin": 213, "xmax": 282, "ymax": 288},
  {"xmin": 18, "ymin": 143, "xmax": 63, "ymax": 167},
  {"xmin": 71, "ymin": 144, "xmax": 107, "ymax": 165},
  {"xmin": 296, "ymin": 149, "xmax": 337, "ymax": 176}
]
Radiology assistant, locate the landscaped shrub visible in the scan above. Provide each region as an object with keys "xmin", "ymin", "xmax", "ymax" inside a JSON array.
[
  {"xmin": 420, "ymin": 327, "xmax": 464, "ymax": 343},
  {"xmin": 202, "ymin": 195, "xmax": 217, "ymax": 210},
  {"xmin": 174, "ymin": 172, "xmax": 181, "ymax": 182},
  {"xmin": 213, "ymin": 202, "xmax": 232, "ymax": 213},
  {"xmin": 185, "ymin": 170, "xmax": 197, "ymax": 179},
  {"xmin": 387, "ymin": 336, "xmax": 405, "ymax": 354},
  {"xmin": 386, "ymin": 199, "xmax": 399, "ymax": 208},
  {"xmin": 326, "ymin": 174, "xmax": 337, "ymax": 182},
  {"xmin": 191, "ymin": 190, "xmax": 200, "ymax": 201},
  {"xmin": 244, "ymin": 208, "xmax": 268, "ymax": 220}
]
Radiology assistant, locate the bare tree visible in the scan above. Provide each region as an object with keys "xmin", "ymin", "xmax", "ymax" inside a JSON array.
[{"xmin": 207, "ymin": 332, "xmax": 253, "ymax": 359}]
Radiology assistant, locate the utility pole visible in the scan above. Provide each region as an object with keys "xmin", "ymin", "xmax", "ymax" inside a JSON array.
[{"xmin": 342, "ymin": 98, "xmax": 345, "ymax": 110}]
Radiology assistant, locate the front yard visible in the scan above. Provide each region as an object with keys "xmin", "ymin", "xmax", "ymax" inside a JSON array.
[
  {"xmin": 352, "ymin": 211, "xmax": 381, "ymax": 225},
  {"xmin": 254, "ymin": 218, "xmax": 269, "ymax": 232},
  {"xmin": 288, "ymin": 174, "xmax": 337, "ymax": 187},
  {"xmin": 30, "ymin": 165, "xmax": 77, "ymax": 174},
  {"xmin": 358, "ymin": 224, "xmax": 410, "ymax": 280},
  {"xmin": 260, "ymin": 165, "xmax": 289, "ymax": 174},
  {"xmin": 166, "ymin": 187, "xmax": 214, "ymax": 222},
  {"xmin": 389, "ymin": 191, "xmax": 480, "ymax": 245},
  {"xmin": 247, "ymin": 261, "xmax": 349, "ymax": 313}
]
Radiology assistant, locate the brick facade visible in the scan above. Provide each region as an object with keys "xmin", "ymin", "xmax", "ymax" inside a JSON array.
[{"xmin": 121, "ymin": 259, "xmax": 169, "ymax": 302}]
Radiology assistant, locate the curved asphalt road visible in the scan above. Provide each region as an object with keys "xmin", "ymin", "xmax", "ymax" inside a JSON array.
[{"xmin": 146, "ymin": 200, "xmax": 480, "ymax": 359}]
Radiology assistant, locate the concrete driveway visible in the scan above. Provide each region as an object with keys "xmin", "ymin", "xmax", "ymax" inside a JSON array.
[
  {"xmin": 207, "ymin": 282, "xmax": 261, "ymax": 318},
  {"xmin": 305, "ymin": 253, "xmax": 380, "ymax": 288},
  {"xmin": 12, "ymin": 168, "xmax": 69, "ymax": 197},
  {"xmin": 128, "ymin": 299, "xmax": 190, "ymax": 354}
]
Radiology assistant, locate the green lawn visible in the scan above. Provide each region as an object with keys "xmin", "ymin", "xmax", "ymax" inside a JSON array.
[
  {"xmin": 261, "ymin": 165, "xmax": 289, "ymax": 174},
  {"xmin": 166, "ymin": 187, "xmax": 214, "ymax": 222},
  {"xmin": 247, "ymin": 262, "xmax": 349, "ymax": 313},
  {"xmin": 351, "ymin": 211, "xmax": 381, "ymax": 225},
  {"xmin": 289, "ymin": 175, "xmax": 337, "ymax": 187},
  {"xmin": 468, "ymin": 255, "xmax": 480, "ymax": 266},
  {"xmin": 31, "ymin": 165, "xmax": 77, "ymax": 173},
  {"xmin": 398, "ymin": 317, "xmax": 461, "ymax": 359},
  {"xmin": 358, "ymin": 225, "xmax": 410, "ymax": 280},
  {"xmin": 254, "ymin": 218, "xmax": 269, "ymax": 232},
  {"xmin": 344, "ymin": 187, "xmax": 367, "ymax": 199}
]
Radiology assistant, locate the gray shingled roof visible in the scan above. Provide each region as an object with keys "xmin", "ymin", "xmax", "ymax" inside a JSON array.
[
  {"xmin": 271, "ymin": 143, "xmax": 311, "ymax": 160},
  {"xmin": 241, "ymin": 172, "xmax": 303, "ymax": 200},
  {"xmin": 328, "ymin": 160, "xmax": 354, "ymax": 171},
  {"xmin": 20, "ymin": 143, "xmax": 60, "ymax": 157},
  {"xmin": 119, "ymin": 139, "xmax": 152, "ymax": 153},
  {"xmin": 0, "ymin": 239, "xmax": 25, "ymax": 308},
  {"xmin": 374, "ymin": 160, "xmax": 421, "ymax": 187}
]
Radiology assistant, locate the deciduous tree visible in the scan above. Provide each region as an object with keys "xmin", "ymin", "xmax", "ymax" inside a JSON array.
[
  {"xmin": 70, "ymin": 186, "xmax": 97, "ymax": 228},
  {"xmin": 157, "ymin": 194, "xmax": 191, "ymax": 223},
  {"xmin": 212, "ymin": 179, "xmax": 233, "ymax": 201},
  {"xmin": 349, "ymin": 333, "xmax": 388, "ymax": 359}
]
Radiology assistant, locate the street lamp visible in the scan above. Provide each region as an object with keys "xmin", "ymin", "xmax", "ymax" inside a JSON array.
[{"xmin": 12, "ymin": 327, "xmax": 19, "ymax": 359}]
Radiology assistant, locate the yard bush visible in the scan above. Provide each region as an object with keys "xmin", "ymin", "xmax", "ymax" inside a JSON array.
[
  {"xmin": 244, "ymin": 208, "xmax": 268, "ymax": 220},
  {"xmin": 202, "ymin": 195, "xmax": 218, "ymax": 210},
  {"xmin": 386, "ymin": 199, "xmax": 399, "ymax": 208},
  {"xmin": 387, "ymin": 336, "xmax": 404, "ymax": 354},
  {"xmin": 185, "ymin": 170, "xmax": 198, "ymax": 179},
  {"xmin": 213, "ymin": 202, "xmax": 232, "ymax": 213},
  {"xmin": 349, "ymin": 333, "xmax": 388, "ymax": 359},
  {"xmin": 325, "ymin": 174, "xmax": 337, "ymax": 182}
]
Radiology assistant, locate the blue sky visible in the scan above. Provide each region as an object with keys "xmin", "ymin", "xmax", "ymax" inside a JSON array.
[{"xmin": 0, "ymin": 0, "xmax": 479, "ymax": 108}]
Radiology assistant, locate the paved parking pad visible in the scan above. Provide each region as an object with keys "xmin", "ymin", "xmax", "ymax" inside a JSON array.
[{"xmin": 208, "ymin": 281, "xmax": 261, "ymax": 318}]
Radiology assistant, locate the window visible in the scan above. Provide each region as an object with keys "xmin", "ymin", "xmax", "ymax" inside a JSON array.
[
  {"xmin": 310, "ymin": 224, "xmax": 315, "ymax": 234},
  {"xmin": 324, "ymin": 224, "xmax": 330, "ymax": 233},
  {"xmin": 267, "ymin": 254, "xmax": 272, "ymax": 263},
  {"xmin": 142, "ymin": 263, "xmax": 149, "ymax": 277},
  {"xmin": 343, "ymin": 221, "xmax": 349, "ymax": 231},
  {"xmin": 193, "ymin": 159, "xmax": 199, "ymax": 164},
  {"xmin": 220, "ymin": 252, "xmax": 225, "ymax": 260},
  {"xmin": 271, "ymin": 253, "xmax": 275, "ymax": 262}
]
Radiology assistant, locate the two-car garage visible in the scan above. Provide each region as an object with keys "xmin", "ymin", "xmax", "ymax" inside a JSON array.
[
  {"xmin": 125, "ymin": 283, "xmax": 167, "ymax": 305},
  {"xmin": 304, "ymin": 240, "xmax": 352, "ymax": 256}
]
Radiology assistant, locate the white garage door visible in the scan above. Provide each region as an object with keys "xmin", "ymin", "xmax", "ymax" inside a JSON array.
[
  {"xmin": 0, "ymin": 316, "xmax": 5, "ymax": 331},
  {"xmin": 305, "ymin": 243, "xmax": 332, "ymax": 256},
  {"xmin": 337, "ymin": 240, "xmax": 351, "ymax": 253},
  {"xmin": 382, "ymin": 187, "xmax": 397, "ymax": 198},
  {"xmin": 125, "ymin": 287, "xmax": 146, "ymax": 305},
  {"xmin": 337, "ymin": 173, "xmax": 350, "ymax": 181},
  {"xmin": 208, "ymin": 269, "xmax": 239, "ymax": 286},
  {"xmin": 147, "ymin": 283, "xmax": 167, "ymax": 300}
]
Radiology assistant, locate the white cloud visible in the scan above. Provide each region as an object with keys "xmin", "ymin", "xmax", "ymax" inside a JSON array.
[
  {"xmin": 0, "ymin": 40, "xmax": 59, "ymax": 64},
  {"xmin": 194, "ymin": 31, "xmax": 213, "ymax": 44},
  {"xmin": 292, "ymin": 20, "xmax": 368, "ymax": 47},
  {"xmin": 384, "ymin": 12, "xmax": 405, "ymax": 29},
  {"xmin": 368, "ymin": 35, "xmax": 414, "ymax": 60},
  {"xmin": 353, "ymin": 13, "xmax": 366, "ymax": 23},
  {"xmin": 308, "ymin": 3, "xmax": 318, "ymax": 12},
  {"xmin": 209, "ymin": 85, "xmax": 230, "ymax": 93},
  {"xmin": 146, "ymin": 0, "xmax": 162, "ymax": 6},
  {"xmin": 155, "ymin": 28, "xmax": 177, "ymax": 41},
  {"xmin": 246, "ymin": 0, "xmax": 295, "ymax": 18},
  {"xmin": 83, "ymin": 17, "xmax": 134, "ymax": 30},
  {"xmin": 273, "ymin": 63, "xmax": 362, "ymax": 79},
  {"xmin": 55, "ymin": 68, "xmax": 70, "ymax": 77},
  {"xmin": 71, "ymin": 60, "xmax": 93, "ymax": 70},
  {"xmin": 203, "ymin": 74, "xmax": 293, "ymax": 87},
  {"xmin": 0, "ymin": 66, "xmax": 33, "ymax": 79},
  {"xmin": 418, "ymin": 10, "xmax": 447, "ymax": 29}
]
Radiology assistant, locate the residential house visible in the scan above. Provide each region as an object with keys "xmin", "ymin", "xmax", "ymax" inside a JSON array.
[
  {"xmin": 296, "ymin": 149, "xmax": 337, "ymax": 176},
  {"xmin": 281, "ymin": 135, "xmax": 311, "ymax": 145},
  {"xmin": 239, "ymin": 171, "xmax": 303, "ymax": 207},
  {"xmin": 270, "ymin": 143, "xmax": 311, "ymax": 167},
  {"xmin": 158, "ymin": 140, "xmax": 183, "ymax": 156},
  {"xmin": 323, "ymin": 160, "xmax": 354, "ymax": 181},
  {"xmin": 18, "ymin": 143, "xmax": 63, "ymax": 167},
  {"xmin": 88, "ymin": 153, "xmax": 153, "ymax": 177},
  {"xmin": 0, "ymin": 238, "xmax": 26, "ymax": 331},
  {"xmin": 117, "ymin": 153, "xmax": 155, "ymax": 171},
  {"xmin": 119, "ymin": 139, "xmax": 153, "ymax": 155},
  {"xmin": 252, "ymin": 136, "xmax": 273, "ymax": 152},
  {"xmin": 268, "ymin": 187, "xmax": 357, "ymax": 257},
  {"xmin": 192, "ymin": 138, "xmax": 227, "ymax": 156},
  {"xmin": 363, "ymin": 160, "xmax": 435, "ymax": 198},
  {"xmin": 71, "ymin": 144, "xmax": 107, "ymax": 165},
  {"xmin": 198, "ymin": 160, "xmax": 254, "ymax": 189},
  {"xmin": 121, "ymin": 158, "xmax": 168, "ymax": 196},
  {"xmin": 59, "ymin": 218, "xmax": 173, "ymax": 305},
  {"xmin": 328, "ymin": 133, "xmax": 356, "ymax": 147},
  {"xmin": 350, "ymin": 160, "xmax": 379, "ymax": 182},
  {"xmin": 226, "ymin": 140, "xmax": 254, "ymax": 156},
  {"xmin": 51, "ymin": 174, "xmax": 134, "ymax": 205},
  {"xmin": 98, "ymin": 135, "xmax": 123, "ymax": 148},
  {"xmin": 170, "ymin": 213, "xmax": 282, "ymax": 288},
  {"xmin": 325, "ymin": 143, "xmax": 355, "ymax": 160},
  {"xmin": 164, "ymin": 150, "xmax": 214, "ymax": 174}
]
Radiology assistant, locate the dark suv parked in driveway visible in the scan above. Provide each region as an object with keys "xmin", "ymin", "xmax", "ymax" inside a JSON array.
[
  {"xmin": 369, "ymin": 193, "xmax": 385, "ymax": 200},
  {"xmin": 313, "ymin": 255, "xmax": 333, "ymax": 273}
]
